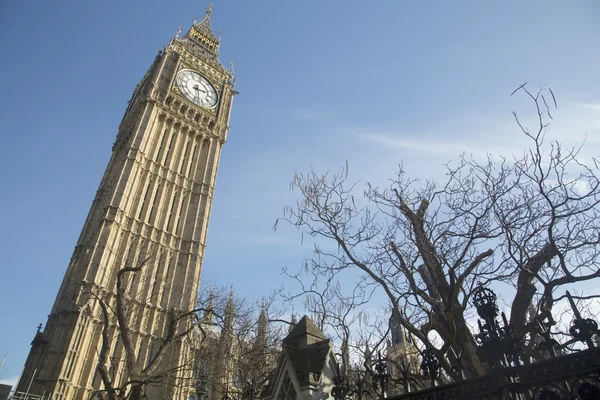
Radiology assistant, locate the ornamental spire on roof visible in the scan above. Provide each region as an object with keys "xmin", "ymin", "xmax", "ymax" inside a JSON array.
[
  {"xmin": 197, "ymin": 4, "xmax": 214, "ymax": 33},
  {"xmin": 202, "ymin": 286, "xmax": 214, "ymax": 324},
  {"xmin": 183, "ymin": 3, "xmax": 220, "ymax": 57}
]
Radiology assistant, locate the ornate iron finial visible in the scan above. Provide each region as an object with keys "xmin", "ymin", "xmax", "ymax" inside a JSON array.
[
  {"xmin": 331, "ymin": 364, "xmax": 349, "ymax": 400},
  {"xmin": 472, "ymin": 284, "xmax": 523, "ymax": 368},
  {"xmin": 371, "ymin": 351, "xmax": 391, "ymax": 399},
  {"xmin": 566, "ymin": 290, "xmax": 599, "ymax": 348},
  {"xmin": 37, "ymin": 323, "xmax": 43, "ymax": 333},
  {"xmin": 472, "ymin": 284, "xmax": 499, "ymax": 323},
  {"xmin": 206, "ymin": 3, "xmax": 213, "ymax": 17},
  {"xmin": 176, "ymin": 26, "xmax": 182, "ymax": 39},
  {"xmin": 420, "ymin": 348, "xmax": 441, "ymax": 386}
]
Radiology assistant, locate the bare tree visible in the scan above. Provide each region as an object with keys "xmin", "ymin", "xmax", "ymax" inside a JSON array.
[
  {"xmin": 85, "ymin": 258, "xmax": 209, "ymax": 400},
  {"xmin": 277, "ymin": 85, "xmax": 600, "ymax": 380}
]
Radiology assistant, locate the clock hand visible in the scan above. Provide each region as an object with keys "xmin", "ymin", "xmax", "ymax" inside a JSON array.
[{"xmin": 192, "ymin": 85, "xmax": 202, "ymax": 103}]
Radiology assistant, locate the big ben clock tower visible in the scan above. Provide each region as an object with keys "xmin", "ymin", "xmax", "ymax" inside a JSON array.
[{"xmin": 16, "ymin": 6, "xmax": 236, "ymax": 400}]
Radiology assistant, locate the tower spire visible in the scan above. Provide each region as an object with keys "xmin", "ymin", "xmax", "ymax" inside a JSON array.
[
  {"xmin": 183, "ymin": 3, "xmax": 220, "ymax": 58},
  {"xmin": 288, "ymin": 313, "xmax": 297, "ymax": 333},
  {"xmin": 15, "ymin": 6, "xmax": 237, "ymax": 398},
  {"xmin": 390, "ymin": 304, "xmax": 404, "ymax": 345},
  {"xmin": 257, "ymin": 298, "xmax": 268, "ymax": 343},
  {"xmin": 225, "ymin": 285, "xmax": 234, "ymax": 315},
  {"xmin": 203, "ymin": 286, "xmax": 215, "ymax": 324}
]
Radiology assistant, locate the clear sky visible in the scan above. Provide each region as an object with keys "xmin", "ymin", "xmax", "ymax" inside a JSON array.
[{"xmin": 1, "ymin": 0, "xmax": 599, "ymax": 386}]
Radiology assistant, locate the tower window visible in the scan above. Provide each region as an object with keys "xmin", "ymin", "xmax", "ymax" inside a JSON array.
[
  {"xmin": 194, "ymin": 114, "xmax": 199, "ymax": 122},
  {"xmin": 155, "ymin": 128, "xmax": 169, "ymax": 162},
  {"xmin": 151, "ymin": 255, "xmax": 163, "ymax": 299},
  {"xmin": 165, "ymin": 96, "xmax": 172, "ymax": 106},
  {"xmin": 146, "ymin": 187, "xmax": 160, "ymax": 223},
  {"xmin": 138, "ymin": 182, "xmax": 153, "ymax": 220},
  {"xmin": 174, "ymin": 198, "xmax": 184, "ymax": 234},
  {"xmin": 166, "ymin": 194, "xmax": 178, "ymax": 232},
  {"xmin": 180, "ymin": 105, "xmax": 186, "ymax": 114},
  {"xmin": 186, "ymin": 144, "xmax": 197, "ymax": 177},
  {"xmin": 162, "ymin": 132, "xmax": 176, "ymax": 166},
  {"xmin": 179, "ymin": 140, "xmax": 191, "ymax": 174}
]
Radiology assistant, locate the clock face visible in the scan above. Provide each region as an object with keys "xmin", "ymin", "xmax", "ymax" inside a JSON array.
[{"xmin": 176, "ymin": 70, "xmax": 218, "ymax": 108}]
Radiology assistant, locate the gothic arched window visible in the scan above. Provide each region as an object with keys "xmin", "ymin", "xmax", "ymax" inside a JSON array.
[{"xmin": 277, "ymin": 372, "xmax": 297, "ymax": 400}]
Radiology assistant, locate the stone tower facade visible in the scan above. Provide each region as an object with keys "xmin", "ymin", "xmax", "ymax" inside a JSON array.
[
  {"xmin": 387, "ymin": 307, "xmax": 419, "ymax": 387},
  {"xmin": 16, "ymin": 6, "xmax": 235, "ymax": 400}
]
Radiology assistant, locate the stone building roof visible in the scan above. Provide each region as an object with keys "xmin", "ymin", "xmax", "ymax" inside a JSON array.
[{"xmin": 261, "ymin": 316, "xmax": 334, "ymax": 400}]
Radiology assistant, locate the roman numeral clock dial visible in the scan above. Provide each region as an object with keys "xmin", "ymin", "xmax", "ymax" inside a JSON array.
[{"xmin": 176, "ymin": 69, "xmax": 218, "ymax": 108}]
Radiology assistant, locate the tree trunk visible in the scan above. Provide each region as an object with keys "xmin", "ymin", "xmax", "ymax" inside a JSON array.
[{"xmin": 431, "ymin": 309, "xmax": 485, "ymax": 377}]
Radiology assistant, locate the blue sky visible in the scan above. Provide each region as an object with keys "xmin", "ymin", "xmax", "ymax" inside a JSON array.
[{"xmin": 1, "ymin": 0, "xmax": 600, "ymax": 385}]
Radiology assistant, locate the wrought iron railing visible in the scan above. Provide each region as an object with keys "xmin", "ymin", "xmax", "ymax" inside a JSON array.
[
  {"xmin": 332, "ymin": 285, "xmax": 600, "ymax": 400},
  {"xmin": 389, "ymin": 346, "xmax": 600, "ymax": 400}
]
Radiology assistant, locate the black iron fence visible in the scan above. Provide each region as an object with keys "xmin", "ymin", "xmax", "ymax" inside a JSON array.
[
  {"xmin": 390, "ymin": 346, "xmax": 600, "ymax": 400},
  {"xmin": 332, "ymin": 285, "xmax": 600, "ymax": 400}
]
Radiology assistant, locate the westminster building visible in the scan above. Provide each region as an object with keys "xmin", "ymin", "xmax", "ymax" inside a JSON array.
[{"xmin": 15, "ymin": 6, "xmax": 235, "ymax": 400}]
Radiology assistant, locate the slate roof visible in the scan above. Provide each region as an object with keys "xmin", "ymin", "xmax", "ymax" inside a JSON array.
[
  {"xmin": 262, "ymin": 316, "xmax": 333, "ymax": 399},
  {"xmin": 284, "ymin": 315, "xmax": 328, "ymax": 343}
]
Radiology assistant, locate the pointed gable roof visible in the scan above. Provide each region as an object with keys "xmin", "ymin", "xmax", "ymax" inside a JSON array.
[
  {"xmin": 284, "ymin": 315, "xmax": 327, "ymax": 344},
  {"xmin": 262, "ymin": 316, "xmax": 334, "ymax": 400},
  {"xmin": 282, "ymin": 316, "xmax": 331, "ymax": 388}
]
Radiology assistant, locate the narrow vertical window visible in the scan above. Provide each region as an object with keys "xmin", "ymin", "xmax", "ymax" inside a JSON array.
[
  {"xmin": 151, "ymin": 255, "xmax": 163, "ymax": 299},
  {"xmin": 179, "ymin": 140, "xmax": 190, "ymax": 174},
  {"xmin": 161, "ymin": 259, "xmax": 172, "ymax": 306},
  {"xmin": 154, "ymin": 128, "xmax": 168, "ymax": 162},
  {"xmin": 138, "ymin": 182, "xmax": 152, "ymax": 220},
  {"xmin": 128, "ymin": 270, "xmax": 137, "ymax": 292},
  {"xmin": 146, "ymin": 343, "xmax": 155, "ymax": 368},
  {"xmin": 146, "ymin": 187, "xmax": 160, "ymax": 223},
  {"xmin": 162, "ymin": 132, "xmax": 176, "ymax": 166},
  {"xmin": 174, "ymin": 198, "xmax": 184, "ymax": 234},
  {"xmin": 165, "ymin": 194, "xmax": 178, "ymax": 232},
  {"xmin": 186, "ymin": 144, "xmax": 197, "ymax": 177}
]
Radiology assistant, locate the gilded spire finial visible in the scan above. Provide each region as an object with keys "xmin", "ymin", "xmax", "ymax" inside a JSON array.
[{"xmin": 203, "ymin": 286, "xmax": 215, "ymax": 323}]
